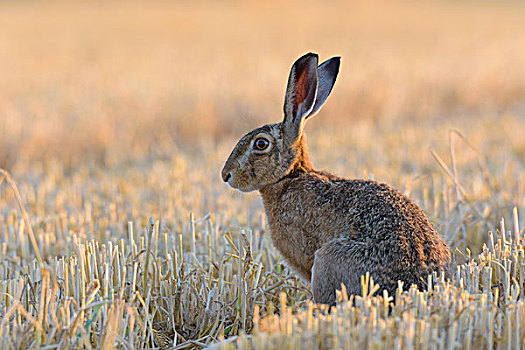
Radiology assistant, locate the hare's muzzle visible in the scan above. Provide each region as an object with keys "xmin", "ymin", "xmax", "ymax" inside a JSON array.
[{"xmin": 221, "ymin": 169, "xmax": 232, "ymax": 183}]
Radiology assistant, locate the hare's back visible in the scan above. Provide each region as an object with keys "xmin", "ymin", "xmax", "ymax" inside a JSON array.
[
  {"xmin": 327, "ymin": 178, "xmax": 449, "ymax": 265},
  {"xmin": 335, "ymin": 179, "xmax": 433, "ymax": 230},
  {"xmin": 282, "ymin": 172, "xmax": 438, "ymax": 241}
]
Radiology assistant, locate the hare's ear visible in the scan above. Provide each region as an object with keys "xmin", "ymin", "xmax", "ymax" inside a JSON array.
[
  {"xmin": 307, "ymin": 57, "xmax": 340, "ymax": 119},
  {"xmin": 282, "ymin": 53, "xmax": 319, "ymax": 140}
]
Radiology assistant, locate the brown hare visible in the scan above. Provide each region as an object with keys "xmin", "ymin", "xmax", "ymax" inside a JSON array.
[{"xmin": 221, "ymin": 53, "xmax": 451, "ymax": 304}]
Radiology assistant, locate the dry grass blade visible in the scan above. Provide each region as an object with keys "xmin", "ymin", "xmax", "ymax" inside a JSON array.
[
  {"xmin": 429, "ymin": 149, "xmax": 469, "ymax": 200},
  {"xmin": 143, "ymin": 217, "xmax": 155, "ymax": 299},
  {"xmin": 0, "ymin": 168, "xmax": 43, "ymax": 267}
]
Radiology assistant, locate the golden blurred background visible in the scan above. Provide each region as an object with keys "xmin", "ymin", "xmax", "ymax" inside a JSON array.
[{"xmin": 1, "ymin": 0, "xmax": 525, "ymax": 168}]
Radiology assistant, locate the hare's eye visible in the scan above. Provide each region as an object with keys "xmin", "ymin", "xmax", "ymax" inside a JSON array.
[{"xmin": 254, "ymin": 137, "xmax": 270, "ymax": 151}]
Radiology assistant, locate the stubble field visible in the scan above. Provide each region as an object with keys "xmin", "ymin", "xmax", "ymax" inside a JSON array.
[{"xmin": 1, "ymin": 1, "xmax": 525, "ymax": 348}]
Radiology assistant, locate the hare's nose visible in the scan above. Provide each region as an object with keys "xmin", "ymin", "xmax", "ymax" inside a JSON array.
[{"xmin": 222, "ymin": 171, "xmax": 232, "ymax": 183}]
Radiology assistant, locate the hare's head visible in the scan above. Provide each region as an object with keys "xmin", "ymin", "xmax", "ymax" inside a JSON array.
[{"xmin": 222, "ymin": 53, "xmax": 340, "ymax": 192}]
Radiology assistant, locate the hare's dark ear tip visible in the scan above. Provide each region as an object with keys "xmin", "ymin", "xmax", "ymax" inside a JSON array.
[
  {"xmin": 319, "ymin": 56, "xmax": 341, "ymax": 82},
  {"xmin": 299, "ymin": 52, "xmax": 319, "ymax": 61},
  {"xmin": 323, "ymin": 57, "xmax": 341, "ymax": 70}
]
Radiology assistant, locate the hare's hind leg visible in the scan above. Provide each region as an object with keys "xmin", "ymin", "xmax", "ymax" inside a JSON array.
[{"xmin": 311, "ymin": 238, "xmax": 397, "ymax": 305}]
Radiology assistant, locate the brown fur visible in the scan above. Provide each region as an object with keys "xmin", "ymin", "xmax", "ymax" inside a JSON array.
[{"xmin": 222, "ymin": 53, "xmax": 451, "ymax": 304}]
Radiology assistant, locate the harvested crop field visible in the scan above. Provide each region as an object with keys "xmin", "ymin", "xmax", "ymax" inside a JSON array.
[{"xmin": 1, "ymin": 0, "xmax": 525, "ymax": 348}]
